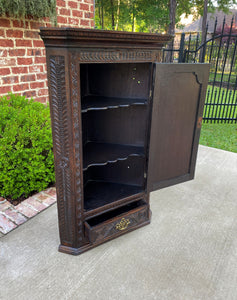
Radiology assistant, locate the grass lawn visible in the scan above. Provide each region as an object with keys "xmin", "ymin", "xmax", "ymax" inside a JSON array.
[
  {"xmin": 204, "ymin": 86, "xmax": 237, "ymax": 121},
  {"xmin": 200, "ymin": 84, "xmax": 237, "ymax": 153},
  {"xmin": 209, "ymin": 72, "xmax": 236, "ymax": 86},
  {"xmin": 199, "ymin": 122, "xmax": 237, "ymax": 153}
]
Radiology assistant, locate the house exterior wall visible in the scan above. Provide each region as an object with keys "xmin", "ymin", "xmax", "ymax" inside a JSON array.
[{"xmin": 0, "ymin": 0, "xmax": 94, "ymax": 103}]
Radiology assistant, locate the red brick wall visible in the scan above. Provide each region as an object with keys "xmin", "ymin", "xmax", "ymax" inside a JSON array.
[{"xmin": 0, "ymin": 0, "xmax": 94, "ymax": 103}]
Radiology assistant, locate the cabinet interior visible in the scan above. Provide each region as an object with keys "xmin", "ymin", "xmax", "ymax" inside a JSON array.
[
  {"xmin": 86, "ymin": 199, "xmax": 146, "ymax": 227},
  {"xmin": 80, "ymin": 63, "xmax": 152, "ymax": 211}
]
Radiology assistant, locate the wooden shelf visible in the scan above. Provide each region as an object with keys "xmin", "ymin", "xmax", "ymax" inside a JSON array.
[
  {"xmin": 81, "ymin": 95, "xmax": 147, "ymax": 113},
  {"xmin": 83, "ymin": 142, "xmax": 145, "ymax": 171},
  {"xmin": 84, "ymin": 181, "xmax": 143, "ymax": 211}
]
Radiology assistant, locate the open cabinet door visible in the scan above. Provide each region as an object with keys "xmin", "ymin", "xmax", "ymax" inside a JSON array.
[{"xmin": 147, "ymin": 63, "xmax": 210, "ymax": 192}]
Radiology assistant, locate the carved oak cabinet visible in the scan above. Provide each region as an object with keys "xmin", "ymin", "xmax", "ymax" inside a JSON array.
[{"xmin": 40, "ymin": 28, "xmax": 209, "ymax": 255}]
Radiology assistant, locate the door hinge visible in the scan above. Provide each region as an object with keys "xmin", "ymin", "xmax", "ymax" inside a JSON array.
[
  {"xmin": 149, "ymin": 90, "xmax": 152, "ymax": 98},
  {"xmin": 197, "ymin": 116, "xmax": 203, "ymax": 128}
]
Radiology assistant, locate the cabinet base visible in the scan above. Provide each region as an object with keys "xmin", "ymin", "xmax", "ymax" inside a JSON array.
[{"xmin": 58, "ymin": 217, "xmax": 151, "ymax": 255}]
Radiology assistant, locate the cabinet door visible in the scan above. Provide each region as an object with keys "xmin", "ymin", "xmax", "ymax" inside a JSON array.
[{"xmin": 147, "ymin": 63, "xmax": 210, "ymax": 192}]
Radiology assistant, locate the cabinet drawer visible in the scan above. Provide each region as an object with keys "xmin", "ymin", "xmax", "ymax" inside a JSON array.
[{"xmin": 85, "ymin": 200, "xmax": 148, "ymax": 244}]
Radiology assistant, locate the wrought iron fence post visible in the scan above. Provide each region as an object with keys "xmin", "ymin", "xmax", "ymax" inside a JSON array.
[{"xmin": 178, "ymin": 33, "xmax": 185, "ymax": 63}]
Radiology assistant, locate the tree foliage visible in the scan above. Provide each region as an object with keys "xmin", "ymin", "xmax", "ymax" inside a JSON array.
[
  {"xmin": 194, "ymin": 0, "xmax": 236, "ymax": 16},
  {"xmin": 95, "ymin": 0, "xmax": 169, "ymax": 32},
  {"xmin": 95, "ymin": 0, "xmax": 237, "ymax": 33}
]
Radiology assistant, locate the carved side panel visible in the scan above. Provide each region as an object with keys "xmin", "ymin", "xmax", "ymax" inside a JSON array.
[
  {"xmin": 48, "ymin": 55, "xmax": 75, "ymax": 246},
  {"xmin": 69, "ymin": 53, "xmax": 84, "ymax": 246}
]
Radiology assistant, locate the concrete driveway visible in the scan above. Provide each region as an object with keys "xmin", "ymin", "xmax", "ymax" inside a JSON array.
[{"xmin": 1, "ymin": 145, "xmax": 237, "ymax": 300}]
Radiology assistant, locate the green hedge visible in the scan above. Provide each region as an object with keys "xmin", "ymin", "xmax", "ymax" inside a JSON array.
[
  {"xmin": 0, "ymin": 94, "xmax": 55, "ymax": 200},
  {"xmin": 0, "ymin": 0, "xmax": 57, "ymax": 23}
]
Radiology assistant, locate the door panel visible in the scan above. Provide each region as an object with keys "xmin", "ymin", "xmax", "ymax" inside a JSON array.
[{"xmin": 147, "ymin": 63, "xmax": 210, "ymax": 192}]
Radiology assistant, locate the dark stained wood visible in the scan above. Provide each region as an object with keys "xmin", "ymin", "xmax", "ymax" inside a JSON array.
[
  {"xmin": 59, "ymin": 212, "xmax": 151, "ymax": 255},
  {"xmin": 84, "ymin": 192, "xmax": 147, "ymax": 219},
  {"xmin": 82, "ymin": 107, "xmax": 148, "ymax": 146},
  {"xmin": 45, "ymin": 54, "xmax": 80, "ymax": 248},
  {"xmin": 81, "ymin": 95, "xmax": 147, "ymax": 112},
  {"xmin": 40, "ymin": 28, "xmax": 209, "ymax": 255},
  {"xmin": 84, "ymin": 156, "xmax": 146, "ymax": 188},
  {"xmin": 147, "ymin": 63, "xmax": 210, "ymax": 191},
  {"xmin": 39, "ymin": 27, "xmax": 172, "ymax": 49},
  {"xmin": 84, "ymin": 181, "xmax": 143, "ymax": 211},
  {"xmin": 83, "ymin": 142, "xmax": 144, "ymax": 171},
  {"xmin": 85, "ymin": 200, "xmax": 148, "ymax": 243},
  {"xmin": 81, "ymin": 63, "xmax": 152, "ymax": 99}
]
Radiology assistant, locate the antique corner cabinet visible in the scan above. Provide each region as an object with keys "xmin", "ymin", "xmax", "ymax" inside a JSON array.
[{"xmin": 40, "ymin": 28, "xmax": 209, "ymax": 255}]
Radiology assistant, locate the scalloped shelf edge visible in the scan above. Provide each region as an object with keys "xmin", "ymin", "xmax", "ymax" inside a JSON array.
[
  {"xmin": 81, "ymin": 102, "xmax": 147, "ymax": 113},
  {"xmin": 83, "ymin": 153, "xmax": 145, "ymax": 171}
]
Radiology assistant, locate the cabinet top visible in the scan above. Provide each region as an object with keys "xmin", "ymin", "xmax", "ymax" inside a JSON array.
[{"xmin": 39, "ymin": 28, "xmax": 172, "ymax": 49}]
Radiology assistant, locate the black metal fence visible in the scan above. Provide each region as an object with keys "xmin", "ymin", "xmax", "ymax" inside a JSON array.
[{"xmin": 163, "ymin": 17, "xmax": 237, "ymax": 123}]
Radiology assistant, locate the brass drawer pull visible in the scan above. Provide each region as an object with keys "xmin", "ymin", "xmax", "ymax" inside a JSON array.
[{"xmin": 116, "ymin": 218, "xmax": 130, "ymax": 231}]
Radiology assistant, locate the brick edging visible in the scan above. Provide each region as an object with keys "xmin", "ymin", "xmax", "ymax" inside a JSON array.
[{"xmin": 0, "ymin": 187, "xmax": 56, "ymax": 235}]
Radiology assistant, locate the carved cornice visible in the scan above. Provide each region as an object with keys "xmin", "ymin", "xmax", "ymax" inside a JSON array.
[
  {"xmin": 40, "ymin": 27, "xmax": 172, "ymax": 42},
  {"xmin": 40, "ymin": 28, "xmax": 172, "ymax": 49}
]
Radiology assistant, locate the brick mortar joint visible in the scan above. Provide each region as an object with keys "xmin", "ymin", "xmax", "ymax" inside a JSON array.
[
  {"xmin": 41, "ymin": 191, "xmax": 57, "ymax": 199},
  {"xmin": 0, "ymin": 210, "xmax": 28, "ymax": 225},
  {"xmin": 0, "ymin": 2, "xmax": 94, "ymax": 100},
  {"xmin": 22, "ymin": 201, "xmax": 46, "ymax": 212}
]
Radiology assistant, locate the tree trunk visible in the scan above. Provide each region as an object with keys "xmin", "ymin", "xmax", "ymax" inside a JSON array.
[
  {"xmin": 132, "ymin": 3, "xmax": 135, "ymax": 32},
  {"xmin": 101, "ymin": 0, "xmax": 104, "ymax": 29},
  {"xmin": 110, "ymin": 0, "xmax": 115, "ymax": 30},
  {"xmin": 168, "ymin": 0, "xmax": 176, "ymax": 36},
  {"xmin": 166, "ymin": 0, "xmax": 176, "ymax": 62},
  {"xmin": 200, "ymin": 0, "xmax": 208, "ymax": 62},
  {"xmin": 98, "ymin": 1, "xmax": 101, "ymax": 28},
  {"xmin": 201, "ymin": 0, "xmax": 208, "ymax": 44},
  {"xmin": 115, "ymin": 0, "xmax": 120, "ymax": 30}
]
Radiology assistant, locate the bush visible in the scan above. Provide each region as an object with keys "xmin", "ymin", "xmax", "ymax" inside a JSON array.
[{"xmin": 0, "ymin": 93, "xmax": 55, "ymax": 200}]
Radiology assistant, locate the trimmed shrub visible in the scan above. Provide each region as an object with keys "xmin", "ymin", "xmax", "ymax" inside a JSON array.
[{"xmin": 0, "ymin": 93, "xmax": 55, "ymax": 200}]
